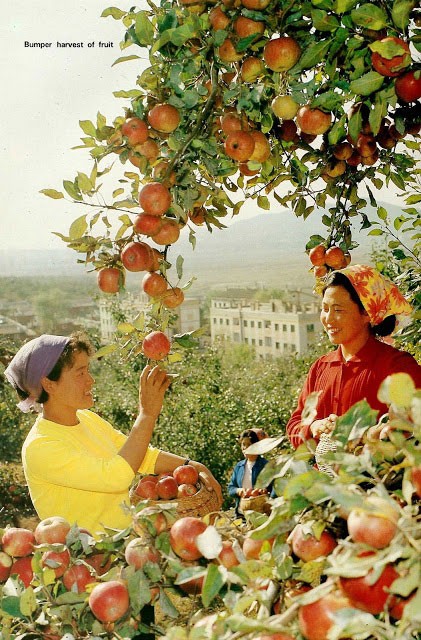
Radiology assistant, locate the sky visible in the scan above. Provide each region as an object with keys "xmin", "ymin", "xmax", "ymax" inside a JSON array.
[{"xmin": 1, "ymin": 1, "xmax": 411, "ymax": 252}]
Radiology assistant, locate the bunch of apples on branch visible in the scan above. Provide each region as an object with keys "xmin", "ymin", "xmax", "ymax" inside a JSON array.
[
  {"xmin": 42, "ymin": 0, "xmax": 420, "ymax": 354},
  {"xmin": 1, "ymin": 373, "xmax": 421, "ymax": 639}
]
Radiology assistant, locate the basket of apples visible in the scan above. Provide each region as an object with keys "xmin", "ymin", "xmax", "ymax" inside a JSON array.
[
  {"xmin": 130, "ymin": 463, "xmax": 221, "ymax": 518},
  {"xmin": 239, "ymin": 488, "xmax": 271, "ymax": 514}
]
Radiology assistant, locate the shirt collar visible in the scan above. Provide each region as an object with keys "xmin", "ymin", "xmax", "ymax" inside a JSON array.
[{"xmin": 325, "ymin": 334, "xmax": 377, "ymax": 364}]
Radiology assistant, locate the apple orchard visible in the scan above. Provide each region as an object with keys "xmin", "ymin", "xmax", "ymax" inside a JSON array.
[{"xmin": 1, "ymin": 0, "xmax": 420, "ymax": 639}]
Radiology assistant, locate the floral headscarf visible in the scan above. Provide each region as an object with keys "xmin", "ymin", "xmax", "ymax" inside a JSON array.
[{"xmin": 337, "ymin": 264, "xmax": 413, "ymax": 331}]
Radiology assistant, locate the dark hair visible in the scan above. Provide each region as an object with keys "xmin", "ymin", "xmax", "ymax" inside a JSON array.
[
  {"xmin": 38, "ymin": 332, "xmax": 94, "ymax": 403},
  {"xmin": 239, "ymin": 429, "xmax": 259, "ymax": 444},
  {"xmin": 322, "ymin": 272, "xmax": 396, "ymax": 337}
]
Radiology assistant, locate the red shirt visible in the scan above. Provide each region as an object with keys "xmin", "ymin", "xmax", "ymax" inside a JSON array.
[{"xmin": 286, "ymin": 335, "xmax": 421, "ymax": 449}]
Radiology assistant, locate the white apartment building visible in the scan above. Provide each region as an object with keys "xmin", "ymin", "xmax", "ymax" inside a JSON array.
[
  {"xmin": 99, "ymin": 292, "xmax": 201, "ymax": 342},
  {"xmin": 210, "ymin": 292, "xmax": 322, "ymax": 358}
]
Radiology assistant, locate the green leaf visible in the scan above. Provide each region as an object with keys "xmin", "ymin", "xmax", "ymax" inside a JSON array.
[
  {"xmin": 350, "ymin": 4, "xmax": 388, "ymax": 29},
  {"xmin": 332, "ymin": 399, "xmax": 379, "ymax": 445},
  {"xmin": 101, "ymin": 7, "xmax": 126, "ymax": 19},
  {"xmin": 333, "ymin": 0, "xmax": 359, "ymax": 13},
  {"xmin": 350, "ymin": 71, "xmax": 384, "ymax": 96},
  {"xmin": 176, "ymin": 255, "xmax": 184, "ymax": 280},
  {"xmin": 69, "ymin": 215, "xmax": 88, "ymax": 240},
  {"xmin": 135, "ymin": 10, "xmax": 154, "ymax": 46},
  {"xmin": 111, "ymin": 55, "xmax": 141, "ymax": 67},
  {"xmin": 201, "ymin": 564, "xmax": 225, "ymax": 607},
  {"xmin": 311, "ymin": 9, "xmax": 340, "ymax": 31},
  {"xmin": 117, "ymin": 322, "xmax": 136, "ymax": 334},
  {"xmin": 157, "ymin": 587, "xmax": 180, "ymax": 618},
  {"xmin": 92, "ymin": 344, "xmax": 118, "ymax": 359},
  {"xmin": 77, "ymin": 172, "xmax": 93, "ymax": 193},
  {"xmin": 392, "ymin": 0, "xmax": 416, "ymax": 30},
  {"xmin": 257, "ymin": 195, "xmax": 270, "ymax": 210},
  {"xmin": 63, "ymin": 180, "xmax": 82, "ymax": 201},
  {"xmin": 79, "ymin": 120, "xmax": 97, "ymax": 137},
  {"xmin": 295, "ymin": 39, "xmax": 332, "ymax": 71},
  {"xmin": 0, "ymin": 595, "xmax": 26, "ymax": 619},
  {"xmin": 40, "ymin": 188, "xmax": 64, "ymax": 199}
]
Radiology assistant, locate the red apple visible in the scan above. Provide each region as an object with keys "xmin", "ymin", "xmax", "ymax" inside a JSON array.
[
  {"xmin": 156, "ymin": 475, "xmax": 179, "ymax": 500},
  {"xmin": 159, "ymin": 287, "xmax": 185, "ymax": 309},
  {"xmin": 10, "ymin": 556, "xmax": 34, "ymax": 587},
  {"xmin": 298, "ymin": 592, "xmax": 351, "ymax": 640},
  {"xmin": 121, "ymin": 241, "xmax": 153, "ymax": 272},
  {"xmin": 173, "ymin": 464, "xmax": 199, "ymax": 486},
  {"xmin": 395, "ymin": 70, "xmax": 421, "ymax": 102},
  {"xmin": 134, "ymin": 213, "xmax": 163, "ymax": 237},
  {"xmin": 85, "ymin": 553, "xmax": 112, "ymax": 576},
  {"xmin": 41, "ymin": 548, "xmax": 71, "ymax": 578},
  {"xmin": 241, "ymin": 56, "xmax": 265, "ymax": 82},
  {"xmin": 0, "ymin": 551, "xmax": 13, "ymax": 581},
  {"xmin": 177, "ymin": 483, "xmax": 198, "ymax": 497},
  {"xmin": 121, "ymin": 117, "xmax": 149, "ymax": 146},
  {"xmin": 135, "ymin": 479, "xmax": 159, "ymax": 500},
  {"xmin": 88, "ymin": 580, "xmax": 130, "ymax": 623},
  {"xmin": 339, "ymin": 561, "xmax": 398, "ymax": 614},
  {"xmin": 242, "ymin": 535, "xmax": 273, "ymax": 560},
  {"xmin": 2, "ymin": 527, "xmax": 35, "ymax": 557},
  {"xmin": 371, "ymin": 36, "xmax": 411, "ymax": 77},
  {"xmin": 290, "ymin": 524, "xmax": 337, "ymax": 562},
  {"xmin": 309, "ymin": 244, "xmax": 326, "ymax": 267},
  {"xmin": 62, "ymin": 563, "xmax": 93, "ymax": 593},
  {"xmin": 142, "ymin": 272, "xmax": 168, "ymax": 297},
  {"xmin": 139, "ymin": 182, "xmax": 172, "ymax": 216},
  {"xmin": 224, "ymin": 131, "xmax": 255, "ymax": 162},
  {"xmin": 346, "ymin": 496, "xmax": 399, "ymax": 549},
  {"xmin": 264, "ymin": 36, "xmax": 301, "ymax": 72},
  {"xmin": 412, "ymin": 466, "xmax": 421, "ymax": 498},
  {"xmin": 97, "ymin": 267, "xmax": 123, "ymax": 294},
  {"xmin": 324, "ymin": 246, "xmax": 346, "ymax": 269},
  {"xmin": 233, "ymin": 16, "xmax": 265, "ymax": 38},
  {"xmin": 217, "ymin": 540, "xmax": 240, "ymax": 568},
  {"xmin": 297, "ymin": 105, "xmax": 332, "ymax": 135},
  {"xmin": 169, "ymin": 516, "xmax": 208, "ymax": 560},
  {"xmin": 148, "ymin": 103, "xmax": 180, "ymax": 133},
  {"xmin": 142, "ymin": 330, "xmax": 171, "ymax": 361},
  {"xmin": 125, "ymin": 537, "xmax": 160, "ymax": 569},
  {"xmin": 34, "ymin": 516, "xmax": 71, "ymax": 545},
  {"xmin": 249, "ymin": 131, "xmax": 271, "ymax": 163},
  {"xmin": 217, "ymin": 38, "xmax": 243, "ymax": 63},
  {"xmin": 209, "ymin": 6, "xmax": 230, "ymax": 30},
  {"xmin": 151, "ymin": 219, "xmax": 180, "ymax": 245}
]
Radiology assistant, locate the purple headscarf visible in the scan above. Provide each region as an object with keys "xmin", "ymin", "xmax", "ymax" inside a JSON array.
[{"xmin": 4, "ymin": 335, "xmax": 70, "ymax": 413}]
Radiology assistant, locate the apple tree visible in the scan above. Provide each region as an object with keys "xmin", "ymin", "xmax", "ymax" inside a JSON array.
[{"xmin": 42, "ymin": 0, "xmax": 420, "ymax": 356}]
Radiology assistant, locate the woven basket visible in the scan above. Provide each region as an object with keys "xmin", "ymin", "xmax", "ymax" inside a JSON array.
[
  {"xmin": 239, "ymin": 493, "xmax": 271, "ymax": 514},
  {"xmin": 130, "ymin": 475, "xmax": 222, "ymax": 519}
]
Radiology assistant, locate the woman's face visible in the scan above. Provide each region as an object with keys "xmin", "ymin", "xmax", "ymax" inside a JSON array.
[
  {"xmin": 44, "ymin": 350, "xmax": 95, "ymax": 415},
  {"xmin": 240, "ymin": 437, "xmax": 258, "ymax": 461},
  {"xmin": 321, "ymin": 285, "xmax": 370, "ymax": 350}
]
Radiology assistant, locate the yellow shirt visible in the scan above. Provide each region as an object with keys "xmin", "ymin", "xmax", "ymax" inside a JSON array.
[{"xmin": 22, "ymin": 410, "xmax": 160, "ymax": 535}]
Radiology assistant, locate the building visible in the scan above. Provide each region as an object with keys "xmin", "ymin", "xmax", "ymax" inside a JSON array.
[
  {"xmin": 210, "ymin": 290, "xmax": 322, "ymax": 358},
  {"xmin": 99, "ymin": 292, "xmax": 201, "ymax": 342}
]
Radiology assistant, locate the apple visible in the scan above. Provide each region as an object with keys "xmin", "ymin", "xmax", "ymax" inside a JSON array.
[
  {"xmin": 395, "ymin": 70, "xmax": 421, "ymax": 102},
  {"xmin": 10, "ymin": 556, "xmax": 34, "ymax": 587},
  {"xmin": 173, "ymin": 464, "xmax": 199, "ymax": 486},
  {"xmin": 142, "ymin": 272, "xmax": 168, "ymax": 297},
  {"xmin": 148, "ymin": 103, "xmax": 180, "ymax": 133},
  {"xmin": 217, "ymin": 38, "xmax": 243, "ymax": 63},
  {"xmin": 151, "ymin": 219, "xmax": 180, "ymax": 245},
  {"xmin": 169, "ymin": 516, "xmax": 208, "ymax": 560},
  {"xmin": 142, "ymin": 330, "xmax": 171, "ymax": 361},
  {"xmin": 371, "ymin": 36, "xmax": 411, "ymax": 77},
  {"xmin": 217, "ymin": 540, "xmax": 240, "ymax": 568},
  {"xmin": 132, "ymin": 138, "xmax": 160, "ymax": 162},
  {"xmin": 241, "ymin": 56, "xmax": 265, "ymax": 82},
  {"xmin": 134, "ymin": 213, "xmax": 163, "ymax": 237},
  {"xmin": 41, "ymin": 548, "xmax": 71, "ymax": 578},
  {"xmin": 361, "ymin": 149, "xmax": 379, "ymax": 165},
  {"xmin": 271, "ymin": 95, "xmax": 300, "ymax": 120},
  {"xmin": 0, "ymin": 551, "xmax": 13, "ymax": 581},
  {"xmin": 356, "ymin": 133, "xmax": 377, "ymax": 157},
  {"xmin": 2, "ymin": 527, "xmax": 35, "ymax": 557},
  {"xmin": 339, "ymin": 561, "xmax": 398, "ymax": 614},
  {"xmin": 220, "ymin": 112, "xmax": 248, "ymax": 134},
  {"xmin": 35, "ymin": 516, "xmax": 72, "ymax": 544},
  {"xmin": 121, "ymin": 241, "xmax": 153, "ymax": 272},
  {"xmin": 324, "ymin": 246, "xmax": 346, "ymax": 269},
  {"xmin": 159, "ymin": 287, "xmax": 185, "ymax": 309},
  {"xmin": 332, "ymin": 141, "xmax": 353, "ymax": 160},
  {"xmin": 138, "ymin": 474, "xmax": 159, "ymax": 485},
  {"xmin": 412, "ymin": 466, "xmax": 421, "ymax": 498},
  {"xmin": 152, "ymin": 161, "xmax": 176, "ymax": 187},
  {"xmin": 85, "ymin": 553, "xmax": 112, "ymax": 576},
  {"xmin": 297, "ymin": 105, "xmax": 332, "ymax": 135},
  {"xmin": 298, "ymin": 592, "xmax": 351, "ymax": 640},
  {"xmin": 178, "ymin": 564, "xmax": 205, "ymax": 595},
  {"xmin": 121, "ymin": 117, "xmax": 149, "ymax": 146},
  {"xmin": 249, "ymin": 131, "xmax": 271, "ymax": 163},
  {"xmin": 314, "ymin": 265, "xmax": 328, "ymax": 277},
  {"xmin": 177, "ymin": 483, "xmax": 198, "ymax": 498},
  {"xmin": 139, "ymin": 182, "xmax": 172, "ymax": 216},
  {"xmin": 239, "ymin": 162, "xmax": 260, "ymax": 176},
  {"xmin": 346, "ymin": 496, "xmax": 399, "ymax": 549},
  {"xmin": 62, "ymin": 563, "xmax": 93, "ymax": 593},
  {"xmin": 156, "ymin": 475, "xmax": 179, "ymax": 499},
  {"xmin": 135, "ymin": 479, "xmax": 159, "ymax": 499},
  {"xmin": 276, "ymin": 119, "xmax": 298, "ymax": 143},
  {"xmin": 233, "ymin": 16, "xmax": 265, "ymax": 38},
  {"xmin": 149, "ymin": 248, "xmax": 163, "ymax": 272},
  {"xmin": 264, "ymin": 37, "xmax": 301, "ymax": 72},
  {"xmin": 242, "ymin": 535, "xmax": 273, "ymax": 560},
  {"xmin": 289, "ymin": 524, "xmax": 337, "ymax": 562},
  {"xmin": 189, "ymin": 206, "xmax": 206, "ymax": 225},
  {"xmin": 346, "ymin": 149, "xmax": 362, "ymax": 166},
  {"xmin": 209, "ymin": 6, "xmax": 230, "ymax": 30},
  {"xmin": 88, "ymin": 580, "xmax": 130, "ymax": 623},
  {"xmin": 97, "ymin": 267, "xmax": 122, "ymax": 294},
  {"xmin": 309, "ymin": 244, "xmax": 326, "ymax": 267},
  {"xmin": 125, "ymin": 537, "xmax": 160, "ymax": 569},
  {"xmin": 224, "ymin": 131, "xmax": 255, "ymax": 162},
  {"xmin": 390, "ymin": 591, "xmax": 416, "ymax": 620}
]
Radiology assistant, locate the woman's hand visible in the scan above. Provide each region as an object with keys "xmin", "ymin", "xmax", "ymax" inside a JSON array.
[
  {"xmin": 191, "ymin": 461, "xmax": 223, "ymax": 508},
  {"xmin": 310, "ymin": 414, "xmax": 338, "ymax": 439},
  {"xmin": 138, "ymin": 365, "xmax": 172, "ymax": 420}
]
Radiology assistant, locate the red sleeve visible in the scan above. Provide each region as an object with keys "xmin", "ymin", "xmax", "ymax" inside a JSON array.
[
  {"xmin": 388, "ymin": 350, "xmax": 421, "ymax": 388},
  {"xmin": 286, "ymin": 361, "xmax": 319, "ymax": 449}
]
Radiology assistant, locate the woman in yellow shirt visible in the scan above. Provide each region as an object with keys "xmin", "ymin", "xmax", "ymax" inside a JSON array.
[{"xmin": 5, "ymin": 332, "xmax": 222, "ymax": 536}]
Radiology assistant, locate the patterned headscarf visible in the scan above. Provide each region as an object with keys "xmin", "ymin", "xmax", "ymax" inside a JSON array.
[
  {"xmin": 4, "ymin": 335, "xmax": 70, "ymax": 413},
  {"xmin": 337, "ymin": 264, "xmax": 413, "ymax": 331}
]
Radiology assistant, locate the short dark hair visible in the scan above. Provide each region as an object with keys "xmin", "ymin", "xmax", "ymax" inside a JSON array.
[
  {"xmin": 239, "ymin": 429, "xmax": 259, "ymax": 444},
  {"xmin": 38, "ymin": 332, "xmax": 94, "ymax": 403},
  {"xmin": 322, "ymin": 271, "xmax": 396, "ymax": 337}
]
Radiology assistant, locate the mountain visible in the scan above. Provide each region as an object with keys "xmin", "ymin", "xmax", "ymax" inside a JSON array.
[{"xmin": 0, "ymin": 202, "xmax": 401, "ymax": 290}]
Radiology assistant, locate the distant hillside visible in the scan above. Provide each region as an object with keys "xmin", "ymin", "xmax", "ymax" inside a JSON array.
[{"xmin": 0, "ymin": 203, "xmax": 400, "ymax": 290}]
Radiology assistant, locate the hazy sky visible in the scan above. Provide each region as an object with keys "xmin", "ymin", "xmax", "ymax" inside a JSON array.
[{"xmin": 1, "ymin": 1, "xmax": 408, "ymax": 252}]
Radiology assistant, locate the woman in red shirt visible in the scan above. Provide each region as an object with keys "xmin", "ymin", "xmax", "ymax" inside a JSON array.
[{"xmin": 286, "ymin": 265, "xmax": 421, "ymax": 449}]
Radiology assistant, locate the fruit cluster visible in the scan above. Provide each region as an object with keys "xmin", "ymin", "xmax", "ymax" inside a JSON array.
[
  {"xmin": 308, "ymin": 243, "xmax": 351, "ymax": 278},
  {"xmin": 241, "ymin": 487, "xmax": 268, "ymax": 498},
  {"xmin": 133, "ymin": 463, "xmax": 200, "ymax": 501}
]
